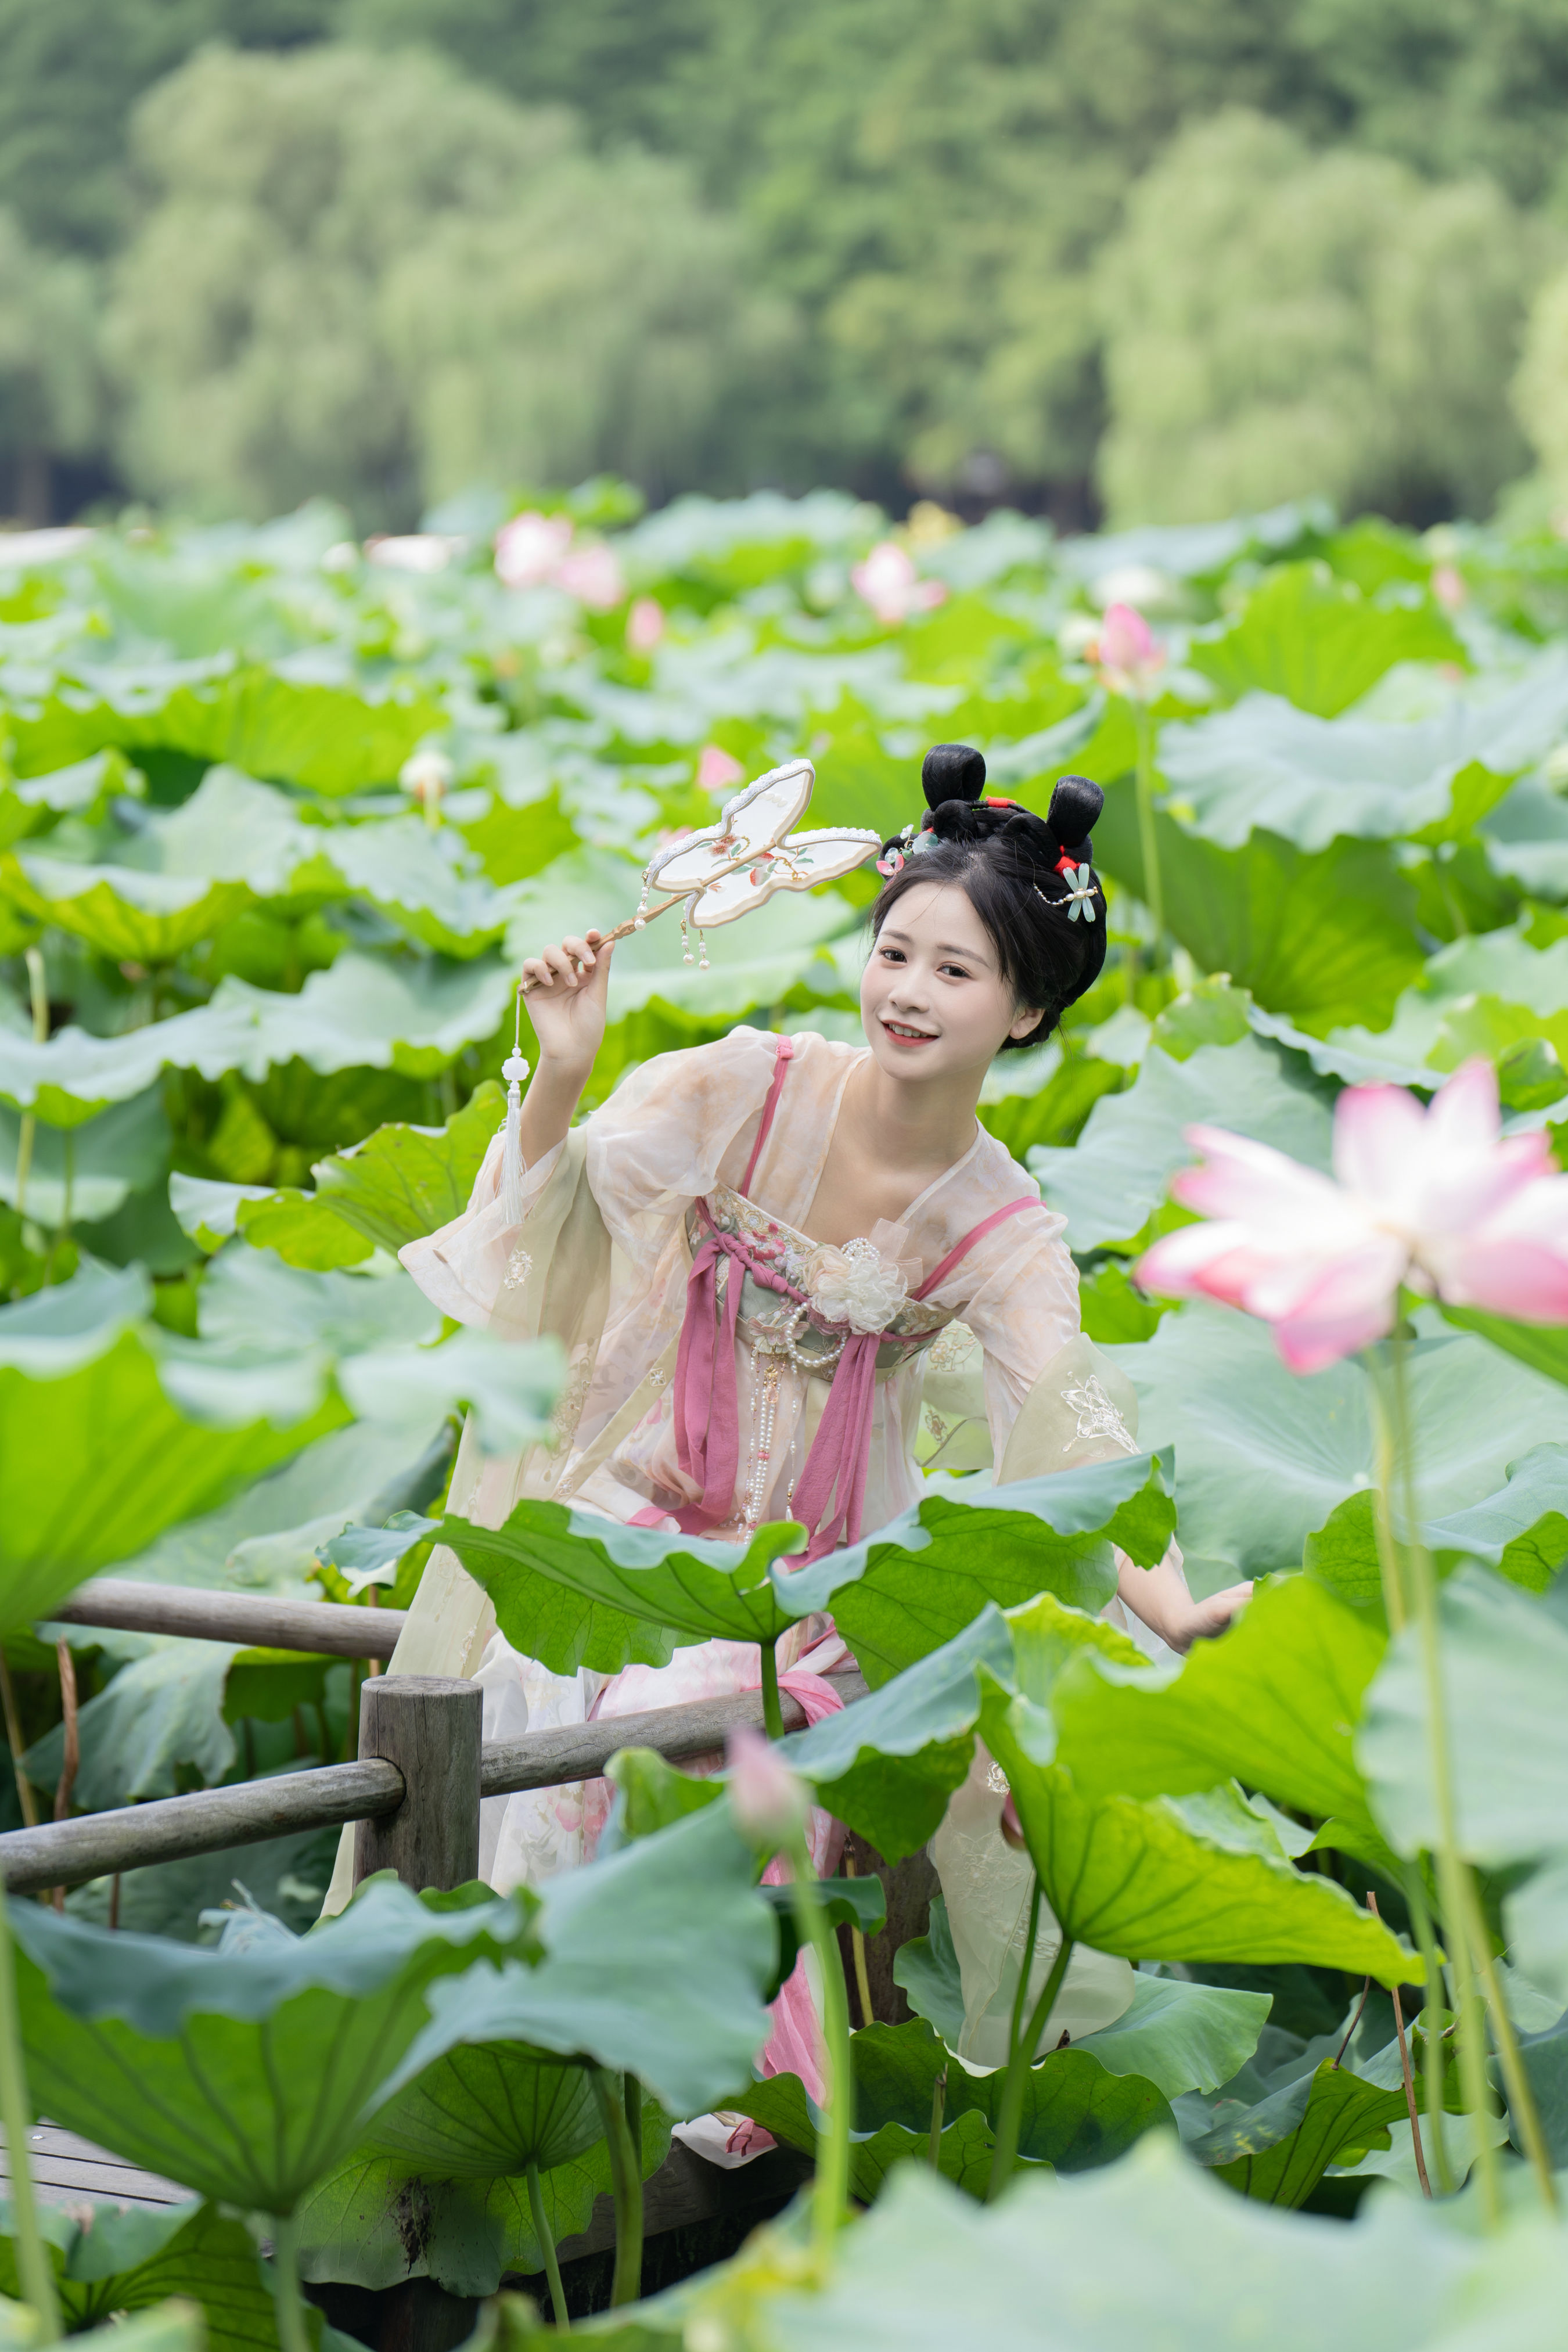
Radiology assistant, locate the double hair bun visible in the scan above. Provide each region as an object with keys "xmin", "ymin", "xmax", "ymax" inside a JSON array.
[{"xmin": 878, "ymin": 742, "xmax": 1105, "ymax": 888}]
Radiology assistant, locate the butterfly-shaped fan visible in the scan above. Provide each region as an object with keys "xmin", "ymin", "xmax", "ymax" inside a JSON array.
[{"xmin": 642, "ymin": 760, "xmax": 879, "ymax": 925}]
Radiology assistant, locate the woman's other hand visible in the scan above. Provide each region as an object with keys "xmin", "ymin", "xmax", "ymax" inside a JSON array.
[{"xmin": 1164, "ymin": 1581, "xmax": 1253, "ymax": 1653}]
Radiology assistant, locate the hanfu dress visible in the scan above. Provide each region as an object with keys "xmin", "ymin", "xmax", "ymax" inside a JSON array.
[{"xmin": 322, "ymin": 1024, "xmax": 1184, "ymax": 2077}]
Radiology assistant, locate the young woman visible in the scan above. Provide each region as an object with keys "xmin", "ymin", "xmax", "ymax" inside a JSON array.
[{"xmin": 330, "ymin": 745, "xmax": 1250, "ymax": 2071}]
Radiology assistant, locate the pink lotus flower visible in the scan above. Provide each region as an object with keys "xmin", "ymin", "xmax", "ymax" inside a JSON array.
[
  {"xmin": 1432, "ymin": 564, "xmax": 1466, "ymax": 614},
  {"xmin": 696, "ymin": 743, "xmax": 746, "ymax": 793},
  {"xmin": 626, "ymin": 595, "xmax": 666, "ymax": 653},
  {"xmin": 556, "ymin": 541, "xmax": 625, "ymax": 610},
  {"xmin": 999, "ymin": 1790, "xmax": 1026, "ymax": 1851},
  {"xmin": 495, "ymin": 510, "xmax": 573, "ymax": 588},
  {"xmin": 1135, "ymin": 1061, "xmax": 1568, "ymax": 1373},
  {"xmin": 727, "ymin": 1722, "xmax": 808, "ymax": 1844},
  {"xmin": 850, "ymin": 541, "xmax": 947, "ymax": 627},
  {"xmin": 1088, "ymin": 602, "xmax": 1166, "ymax": 700}
]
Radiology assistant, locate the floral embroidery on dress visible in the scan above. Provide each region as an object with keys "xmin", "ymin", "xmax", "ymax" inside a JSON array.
[
  {"xmin": 1062, "ymin": 1373, "xmax": 1137, "ymax": 1454},
  {"xmin": 502, "ymin": 1243, "xmax": 533, "ymax": 1293}
]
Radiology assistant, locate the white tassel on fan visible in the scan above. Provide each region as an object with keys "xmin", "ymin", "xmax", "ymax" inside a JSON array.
[{"xmin": 499, "ymin": 981, "xmax": 530, "ymax": 1225}]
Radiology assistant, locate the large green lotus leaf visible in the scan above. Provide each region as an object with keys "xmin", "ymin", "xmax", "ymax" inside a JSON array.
[
  {"xmin": 1029, "ymin": 1035, "xmax": 1332, "ymax": 1251},
  {"xmin": 10, "ymin": 1877, "xmax": 538, "ymax": 2216},
  {"xmin": 1070, "ymin": 1973, "xmax": 1274, "ymax": 2101},
  {"xmin": 1185, "ymin": 565, "xmax": 1465, "ymax": 720},
  {"xmin": 1327, "ymin": 923, "xmax": 1568, "ymax": 1075},
  {"xmin": 299, "ymin": 2098, "xmax": 672, "ymax": 2296},
  {"xmin": 387, "ymin": 1801, "xmax": 777, "ymax": 2119},
  {"xmin": 1050, "ymin": 1574, "xmax": 1394, "ymax": 1873},
  {"xmin": 0, "ymin": 1264, "xmax": 347, "ymax": 1630},
  {"xmin": 1161, "ymin": 650, "xmax": 1568, "ymax": 851},
  {"xmin": 0, "ymin": 1087, "xmax": 168, "ymax": 1218},
  {"xmin": 775, "ymin": 1455, "xmax": 1174, "ymax": 1689},
  {"xmin": 23, "ymin": 1637, "xmax": 238, "ymax": 1808},
  {"xmin": 693, "ymin": 2132, "xmax": 1568, "ymax": 2352},
  {"xmin": 363, "ymin": 2042, "xmax": 601, "ymax": 2179},
  {"xmin": 979, "ymin": 1675, "xmax": 1416, "ymax": 1983},
  {"xmin": 1106, "ymin": 1305, "xmax": 1568, "ymax": 1597},
  {"xmin": 160, "ymin": 1245, "xmax": 559, "ymax": 1456},
  {"xmin": 0, "ymin": 850, "xmax": 252, "ymax": 962},
  {"xmin": 1509, "ymin": 1860, "xmax": 1568, "ymax": 2009},
  {"xmin": 778, "ymin": 1607, "xmax": 1013, "ymax": 1861},
  {"xmin": 217, "ymin": 1082, "xmax": 505, "ymax": 1268},
  {"xmin": 110, "ymin": 1414, "xmax": 450, "ymax": 1596},
  {"xmin": 307, "ymin": 817, "xmax": 513, "ymax": 958},
  {"xmin": 1308, "ymin": 1442, "xmax": 1568, "ymax": 1605},
  {"xmin": 1440, "ymin": 1303, "xmax": 1568, "ymax": 1390},
  {"xmin": 438, "ymin": 1501, "xmax": 805, "ymax": 1673},
  {"xmin": 8, "ymin": 655, "xmax": 443, "ymax": 796},
  {"xmin": 0, "ymin": 2196, "xmax": 275, "ymax": 2343},
  {"xmin": 732, "ymin": 2016, "xmax": 1171, "ymax": 2199},
  {"xmin": 0, "ymin": 753, "xmax": 128, "ymax": 855},
  {"xmin": 503, "ymin": 847, "xmax": 858, "ymax": 1020},
  {"xmin": 0, "ymin": 954, "xmax": 512, "ymax": 1125},
  {"xmin": 1358, "ymin": 1565, "xmax": 1568, "ymax": 1869},
  {"xmin": 1192, "ymin": 2058, "xmax": 1408, "ymax": 2208},
  {"xmin": 226, "ymin": 952, "xmax": 516, "ymax": 1080},
  {"xmin": 1094, "ymin": 783, "xmax": 1423, "ymax": 1030}
]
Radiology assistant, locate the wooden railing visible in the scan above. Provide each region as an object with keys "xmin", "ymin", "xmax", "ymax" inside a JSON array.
[{"xmin": 0, "ymin": 1580, "xmax": 864, "ymax": 1896}]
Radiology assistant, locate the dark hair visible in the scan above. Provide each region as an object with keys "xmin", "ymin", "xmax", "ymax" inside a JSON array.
[{"xmin": 868, "ymin": 744, "xmax": 1107, "ymax": 1051}]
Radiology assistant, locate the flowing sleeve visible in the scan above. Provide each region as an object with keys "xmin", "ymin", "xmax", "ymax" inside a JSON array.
[{"xmin": 919, "ymin": 1200, "xmax": 1144, "ymax": 1479}]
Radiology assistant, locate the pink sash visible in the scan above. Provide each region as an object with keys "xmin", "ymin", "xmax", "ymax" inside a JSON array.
[{"xmin": 652, "ymin": 1036, "xmax": 1042, "ymax": 1560}]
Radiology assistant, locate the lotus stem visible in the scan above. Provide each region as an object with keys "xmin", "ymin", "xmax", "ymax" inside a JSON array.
[
  {"xmin": 51, "ymin": 1642, "xmax": 78, "ymax": 1913},
  {"xmin": 989, "ymin": 1932, "xmax": 1074, "ymax": 2200},
  {"xmin": 1386, "ymin": 1326, "xmax": 1501, "ymax": 2227},
  {"xmin": 759, "ymin": 1642, "xmax": 785, "ymax": 1742},
  {"xmin": 526, "ymin": 2159, "xmax": 570, "ymax": 2329},
  {"xmin": 1367, "ymin": 1893, "xmax": 1429, "ymax": 2196},
  {"xmin": 1455, "ymin": 1865, "xmax": 1558, "ymax": 2214},
  {"xmin": 783, "ymin": 1825, "xmax": 852, "ymax": 2270},
  {"xmin": 591, "ymin": 2067, "xmax": 643, "ymax": 2307},
  {"xmin": 1006, "ymin": 1877, "xmax": 1044, "ymax": 2074},
  {"xmin": 0, "ymin": 1649, "xmax": 38, "ymax": 1830},
  {"xmin": 0, "ymin": 1880, "xmax": 59, "ymax": 2335},
  {"xmin": 269, "ymin": 2212, "xmax": 311, "ymax": 2352},
  {"xmin": 1402, "ymin": 1865, "xmax": 1455, "ymax": 2193},
  {"xmin": 1132, "ymin": 703, "xmax": 1165, "ymax": 971},
  {"xmin": 844, "ymin": 1850, "xmax": 875, "ymax": 2029},
  {"xmin": 927, "ymin": 2067, "xmax": 947, "ymax": 2169}
]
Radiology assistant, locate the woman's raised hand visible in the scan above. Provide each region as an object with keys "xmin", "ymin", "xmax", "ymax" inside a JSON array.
[{"xmin": 520, "ymin": 930, "xmax": 612, "ymax": 1073}]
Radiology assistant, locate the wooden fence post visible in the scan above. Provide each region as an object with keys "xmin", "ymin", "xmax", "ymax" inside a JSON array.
[{"xmin": 353, "ymin": 1676, "xmax": 481, "ymax": 1894}]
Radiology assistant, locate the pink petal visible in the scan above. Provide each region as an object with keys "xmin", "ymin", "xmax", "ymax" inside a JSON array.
[
  {"xmin": 1173, "ymin": 1126, "xmax": 1358, "ymax": 1244},
  {"xmin": 1100, "ymin": 602, "xmax": 1155, "ymax": 670},
  {"xmin": 1243, "ymin": 1232, "xmax": 1408, "ymax": 1328},
  {"xmin": 1427, "ymin": 1059, "xmax": 1502, "ymax": 1153},
  {"xmin": 1271, "ymin": 1292, "xmax": 1397, "ymax": 1373},
  {"xmin": 1440, "ymin": 1236, "xmax": 1568, "ymax": 1321},
  {"xmin": 1134, "ymin": 1223, "xmax": 1253, "ymax": 1300},
  {"xmin": 1332, "ymin": 1083, "xmax": 1428, "ymax": 1211}
]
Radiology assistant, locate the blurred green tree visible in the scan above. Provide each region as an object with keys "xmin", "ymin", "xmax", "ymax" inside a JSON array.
[
  {"xmin": 104, "ymin": 43, "xmax": 787, "ymax": 526},
  {"xmin": 1096, "ymin": 110, "xmax": 1555, "ymax": 526},
  {"xmin": 0, "ymin": 213, "xmax": 104, "ymax": 523}
]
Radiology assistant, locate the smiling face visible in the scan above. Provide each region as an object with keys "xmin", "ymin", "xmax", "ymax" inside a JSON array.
[{"xmin": 861, "ymin": 879, "xmax": 1046, "ymax": 1084}]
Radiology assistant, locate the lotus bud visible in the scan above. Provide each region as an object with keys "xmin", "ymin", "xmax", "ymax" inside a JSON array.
[
  {"xmin": 999, "ymin": 1790, "xmax": 1027, "ymax": 1851},
  {"xmin": 627, "ymin": 595, "xmax": 666, "ymax": 653},
  {"xmin": 727, "ymin": 1722, "xmax": 808, "ymax": 1845},
  {"xmin": 400, "ymin": 746, "xmax": 453, "ymax": 828}
]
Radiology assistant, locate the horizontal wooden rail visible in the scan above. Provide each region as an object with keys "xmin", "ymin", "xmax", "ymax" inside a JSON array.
[
  {"xmin": 480, "ymin": 1671, "xmax": 867, "ymax": 1798},
  {"xmin": 0, "ymin": 1761, "xmax": 407, "ymax": 1896},
  {"xmin": 0, "ymin": 1671, "xmax": 865, "ymax": 1895},
  {"xmin": 48, "ymin": 1578, "xmax": 409, "ymax": 1659}
]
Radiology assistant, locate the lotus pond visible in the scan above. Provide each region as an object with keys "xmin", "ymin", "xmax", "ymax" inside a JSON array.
[{"xmin": 1, "ymin": 490, "xmax": 1567, "ymax": 2346}]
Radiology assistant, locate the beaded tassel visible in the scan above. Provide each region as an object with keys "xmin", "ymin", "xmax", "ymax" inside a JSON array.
[{"xmin": 499, "ymin": 980, "xmax": 531, "ymax": 1225}]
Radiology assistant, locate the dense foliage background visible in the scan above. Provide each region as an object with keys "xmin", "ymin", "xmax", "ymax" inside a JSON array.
[{"xmin": 12, "ymin": 0, "xmax": 1568, "ymax": 530}]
